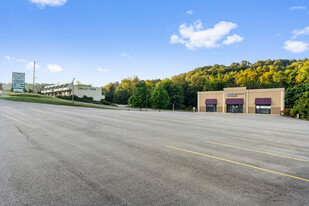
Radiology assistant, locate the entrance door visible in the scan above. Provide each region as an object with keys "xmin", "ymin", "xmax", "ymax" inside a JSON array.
[{"xmin": 227, "ymin": 104, "xmax": 243, "ymax": 113}]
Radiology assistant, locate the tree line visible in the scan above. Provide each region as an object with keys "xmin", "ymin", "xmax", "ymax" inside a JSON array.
[{"xmin": 102, "ymin": 59, "xmax": 309, "ymax": 119}]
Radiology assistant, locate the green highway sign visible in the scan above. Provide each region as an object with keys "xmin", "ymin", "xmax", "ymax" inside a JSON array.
[{"xmin": 12, "ymin": 72, "xmax": 25, "ymax": 93}]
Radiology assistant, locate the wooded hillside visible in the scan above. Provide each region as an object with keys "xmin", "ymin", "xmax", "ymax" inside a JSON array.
[{"xmin": 103, "ymin": 58, "xmax": 309, "ymax": 119}]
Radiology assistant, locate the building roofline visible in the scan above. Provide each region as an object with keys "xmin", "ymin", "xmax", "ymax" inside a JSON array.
[{"xmin": 198, "ymin": 87, "xmax": 285, "ymax": 93}]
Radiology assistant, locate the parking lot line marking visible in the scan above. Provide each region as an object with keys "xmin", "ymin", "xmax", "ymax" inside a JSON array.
[
  {"xmin": 204, "ymin": 140, "xmax": 309, "ymax": 163},
  {"xmin": 252, "ymin": 133, "xmax": 304, "ymax": 142},
  {"xmin": 230, "ymin": 137, "xmax": 309, "ymax": 151},
  {"xmin": 166, "ymin": 146, "xmax": 309, "ymax": 182},
  {"xmin": 57, "ymin": 119, "xmax": 86, "ymax": 128},
  {"xmin": 1, "ymin": 114, "xmax": 36, "ymax": 128},
  {"xmin": 37, "ymin": 115, "xmax": 86, "ymax": 128}
]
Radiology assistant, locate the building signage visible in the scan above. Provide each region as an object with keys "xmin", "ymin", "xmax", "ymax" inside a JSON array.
[
  {"xmin": 12, "ymin": 72, "xmax": 25, "ymax": 93},
  {"xmin": 226, "ymin": 92, "xmax": 244, "ymax": 97},
  {"xmin": 77, "ymin": 87, "xmax": 96, "ymax": 91}
]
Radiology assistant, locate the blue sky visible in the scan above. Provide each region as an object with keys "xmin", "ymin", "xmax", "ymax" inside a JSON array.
[{"xmin": 1, "ymin": 0, "xmax": 309, "ymax": 86}]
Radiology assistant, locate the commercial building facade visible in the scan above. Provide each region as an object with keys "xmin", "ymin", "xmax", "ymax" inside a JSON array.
[
  {"xmin": 42, "ymin": 83, "xmax": 105, "ymax": 101},
  {"xmin": 197, "ymin": 87, "xmax": 285, "ymax": 114}
]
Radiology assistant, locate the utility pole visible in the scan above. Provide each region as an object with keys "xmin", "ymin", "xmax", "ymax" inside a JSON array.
[
  {"xmin": 33, "ymin": 61, "xmax": 35, "ymax": 94},
  {"xmin": 72, "ymin": 78, "xmax": 75, "ymax": 104}
]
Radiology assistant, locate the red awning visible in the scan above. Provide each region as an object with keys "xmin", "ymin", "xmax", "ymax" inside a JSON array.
[
  {"xmin": 255, "ymin": 98, "xmax": 271, "ymax": 104},
  {"xmin": 205, "ymin": 99, "xmax": 217, "ymax": 104},
  {"xmin": 226, "ymin": 98, "xmax": 243, "ymax": 104}
]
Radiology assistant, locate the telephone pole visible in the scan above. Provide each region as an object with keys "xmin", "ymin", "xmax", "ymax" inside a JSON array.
[
  {"xmin": 33, "ymin": 61, "xmax": 35, "ymax": 94},
  {"xmin": 72, "ymin": 78, "xmax": 75, "ymax": 104}
]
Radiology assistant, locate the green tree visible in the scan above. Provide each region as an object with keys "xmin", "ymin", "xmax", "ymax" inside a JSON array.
[
  {"xmin": 101, "ymin": 58, "xmax": 309, "ymax": 112},
  {"xmin": 285, "ymin": 83, "xmax": 309, "ymax": 108},
  {"xmin": 296, "ymin": 61, "xmax": 309, "ymax": 83},
  {"xmin": 151, "ymin": 85, "xmax": 170, "ymax": 111},
  {"xmin": 293, "ymin": 91, "xmax": 309, "ymax": 119},
  {"xmin": 115, "ymin": 76, "xmax": 139, "ymax": 104},
  {"xmin": 128, "ymin": 82, "xmax": 148, "ymax": 111},
  {"xmin": 103, "ymin": 82, "xmax": 119, "ymax": 103},
  {"xmin": 156, "ymin": 79, "xmax": 184, "ymax": 109}
]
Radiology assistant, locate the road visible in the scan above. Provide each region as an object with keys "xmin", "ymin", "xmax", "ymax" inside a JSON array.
[{"xmin": 0, "ymin": 99, "xmax": 309, "ymax": 206}]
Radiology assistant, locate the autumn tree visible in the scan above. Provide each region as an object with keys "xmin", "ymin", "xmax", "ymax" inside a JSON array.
[
  {"xmin": 75, "ymin": 81, "xmax": 92, "ymax": 87},
  {"xmin": 101, "ymin": 58, "xmax": 309, "ymax": 116}
]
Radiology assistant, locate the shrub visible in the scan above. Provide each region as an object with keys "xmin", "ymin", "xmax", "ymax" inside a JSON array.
[
  {"xmin": 290, "ymin": 108, "xmax": 298, "ymax": 118},
  {"xmin": 56, "ymin": 95, "xmax": 115, "ymax": 106},
  {"xmin": 100, "ymin": 99, "xmax": 114, "ymax": 105},
  {"xmin": 282, "ymin": 108, "xmax": 291, "ymax": 117}
]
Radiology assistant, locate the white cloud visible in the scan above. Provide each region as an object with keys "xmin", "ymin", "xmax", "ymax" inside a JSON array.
[
  {"xmin": 17, "ymin": 58, "xmax": 27, "ymax": 63},
  {"xmin": 25, "ymin": 62, "xmax": 40, "ymax": 70},
  {"xmin": 292, "ymin": 26, "xmax": 309, "ymax": 39},
  {"xmin": 29, "ymin": 0, "xmax": 67, "ymax": 7},
  {"xmin": 289, "ymin": 6, "xmax": 306, "ymax": 10},
  {"xmin": 47, "ymin": 64, "xmax": 63, "ymax": 72},
  {"xmin": 170, "ymin": 35, "xmax": 186, "ymax": 44},
  {"xmin": 4, "ymin": 56, "xmax": 27, "ymax": 63},
  {"xmin": 97, "ymin": 68, "xmax": 108, "ymax": 72},
  {"xmin": 223, "ymin": 34, "xmax": 244, "ymax": 45},
  {"xmin": 170, "ymin": 20, "xmax": 243, "ymax": 49},
  {"xmin": 283, "ymin": 40, "xmax": 309, "ymax": 53},
  {"xmin": 4, "ymin": 56, "xmax": 42, "ymax": 71},
  {"xmin": 26, "ymin": 62, "xmax": 33, "ymax": 70},
  {"xmin": 121, "ymin": 53, "xmax": 131, "ymax": 57},
  {"xmin": 186, "ymin": 10, "xmax": 193, "ymax": 15},
  {"xmin": 4, "ymin": 56, "xmax": 14, "ymax": 62}
]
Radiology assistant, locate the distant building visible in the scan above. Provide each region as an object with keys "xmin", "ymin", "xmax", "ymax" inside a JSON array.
[
  {"xmin": 197, "ymin": 87, "xmax": 285, "ymax": 114},
  {"xmin": 42, "ymin": 83, "xmax": 105, "ymax": 101}
]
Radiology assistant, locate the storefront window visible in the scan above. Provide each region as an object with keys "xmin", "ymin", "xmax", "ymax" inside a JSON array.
[
  {"xmin": 256, "ymin": 104, "xmax": 271, "ymax": 114},
  {"xmin": 227, "ymin": 104, "xmax": 243, "ymax": 113},
  {"xmin": 206, "ymin": 104, "xmax": 217, "ymax": 112}
]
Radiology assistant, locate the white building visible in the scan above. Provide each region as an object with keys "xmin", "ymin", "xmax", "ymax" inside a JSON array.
[{"xmin": 42, "ymin": 83, "xmax": 105, "ymax": 101}]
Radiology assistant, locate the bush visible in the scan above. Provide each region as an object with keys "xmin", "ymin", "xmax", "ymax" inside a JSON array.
[
  {"xmin": 82, "ymin": 95, "xmax": 93, "ymax": 102},
  {"xmin": 56, "ymin": 95, "xmax": 115, "ymax": 106},
  {"xmin": 282, "ymin": 108, "xmax": 291, "ymax": 117},
  {"xmin": 178, "ymin": 104, "xmax": 188, "ymax": 110},
  {"xmin": 290, "ymin": 108, "xmax": 298, "ymax": 118},
  {"xmin": 100, "ymin": 99, "xmax": 114, "ymax": 106}
]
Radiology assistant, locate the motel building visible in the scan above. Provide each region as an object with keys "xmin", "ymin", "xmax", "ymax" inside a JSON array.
[
  {"xmin": 197, "ymin": 87, "xmax": 285, "ymax": 115},
  {"xmin": 41, "ymin": 83, "xmax": 105, "ymax": 101}
]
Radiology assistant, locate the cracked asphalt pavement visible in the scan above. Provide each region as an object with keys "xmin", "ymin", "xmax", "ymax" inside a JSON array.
[{"xmin": 0, "ymin": 100, "xmax": 309, "ymax": 205}]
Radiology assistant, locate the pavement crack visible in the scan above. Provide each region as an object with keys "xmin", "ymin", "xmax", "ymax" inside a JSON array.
[
  {"xmin": 42, "ymin": 149, "xmax": 126, "ymax": 205},
  {"xmin": 15, "ymin": 127, "xmax": 125, "ymax": 204},
  {"xmin": 16, "ymin": 126, "xmax": 41, "ymax": 149}
]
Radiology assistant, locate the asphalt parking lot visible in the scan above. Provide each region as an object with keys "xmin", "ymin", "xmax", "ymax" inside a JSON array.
[{"xmin": 0, "ymin": 99, "xmax": 308, "ymax": 206}]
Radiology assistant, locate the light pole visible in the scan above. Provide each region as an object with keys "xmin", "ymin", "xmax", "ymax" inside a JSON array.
[
  {"xmin": 33, "ymin": 61, "xmax": 35, "ymax": 94},
  {"xmin": 72, "ymin": 78, "xmax": 75, "ymax": 104}
]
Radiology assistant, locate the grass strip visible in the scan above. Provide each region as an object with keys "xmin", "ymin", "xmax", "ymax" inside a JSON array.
[{"xmin": 0, "ymin": 94, "xmax": 115, "ymax": 110}]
